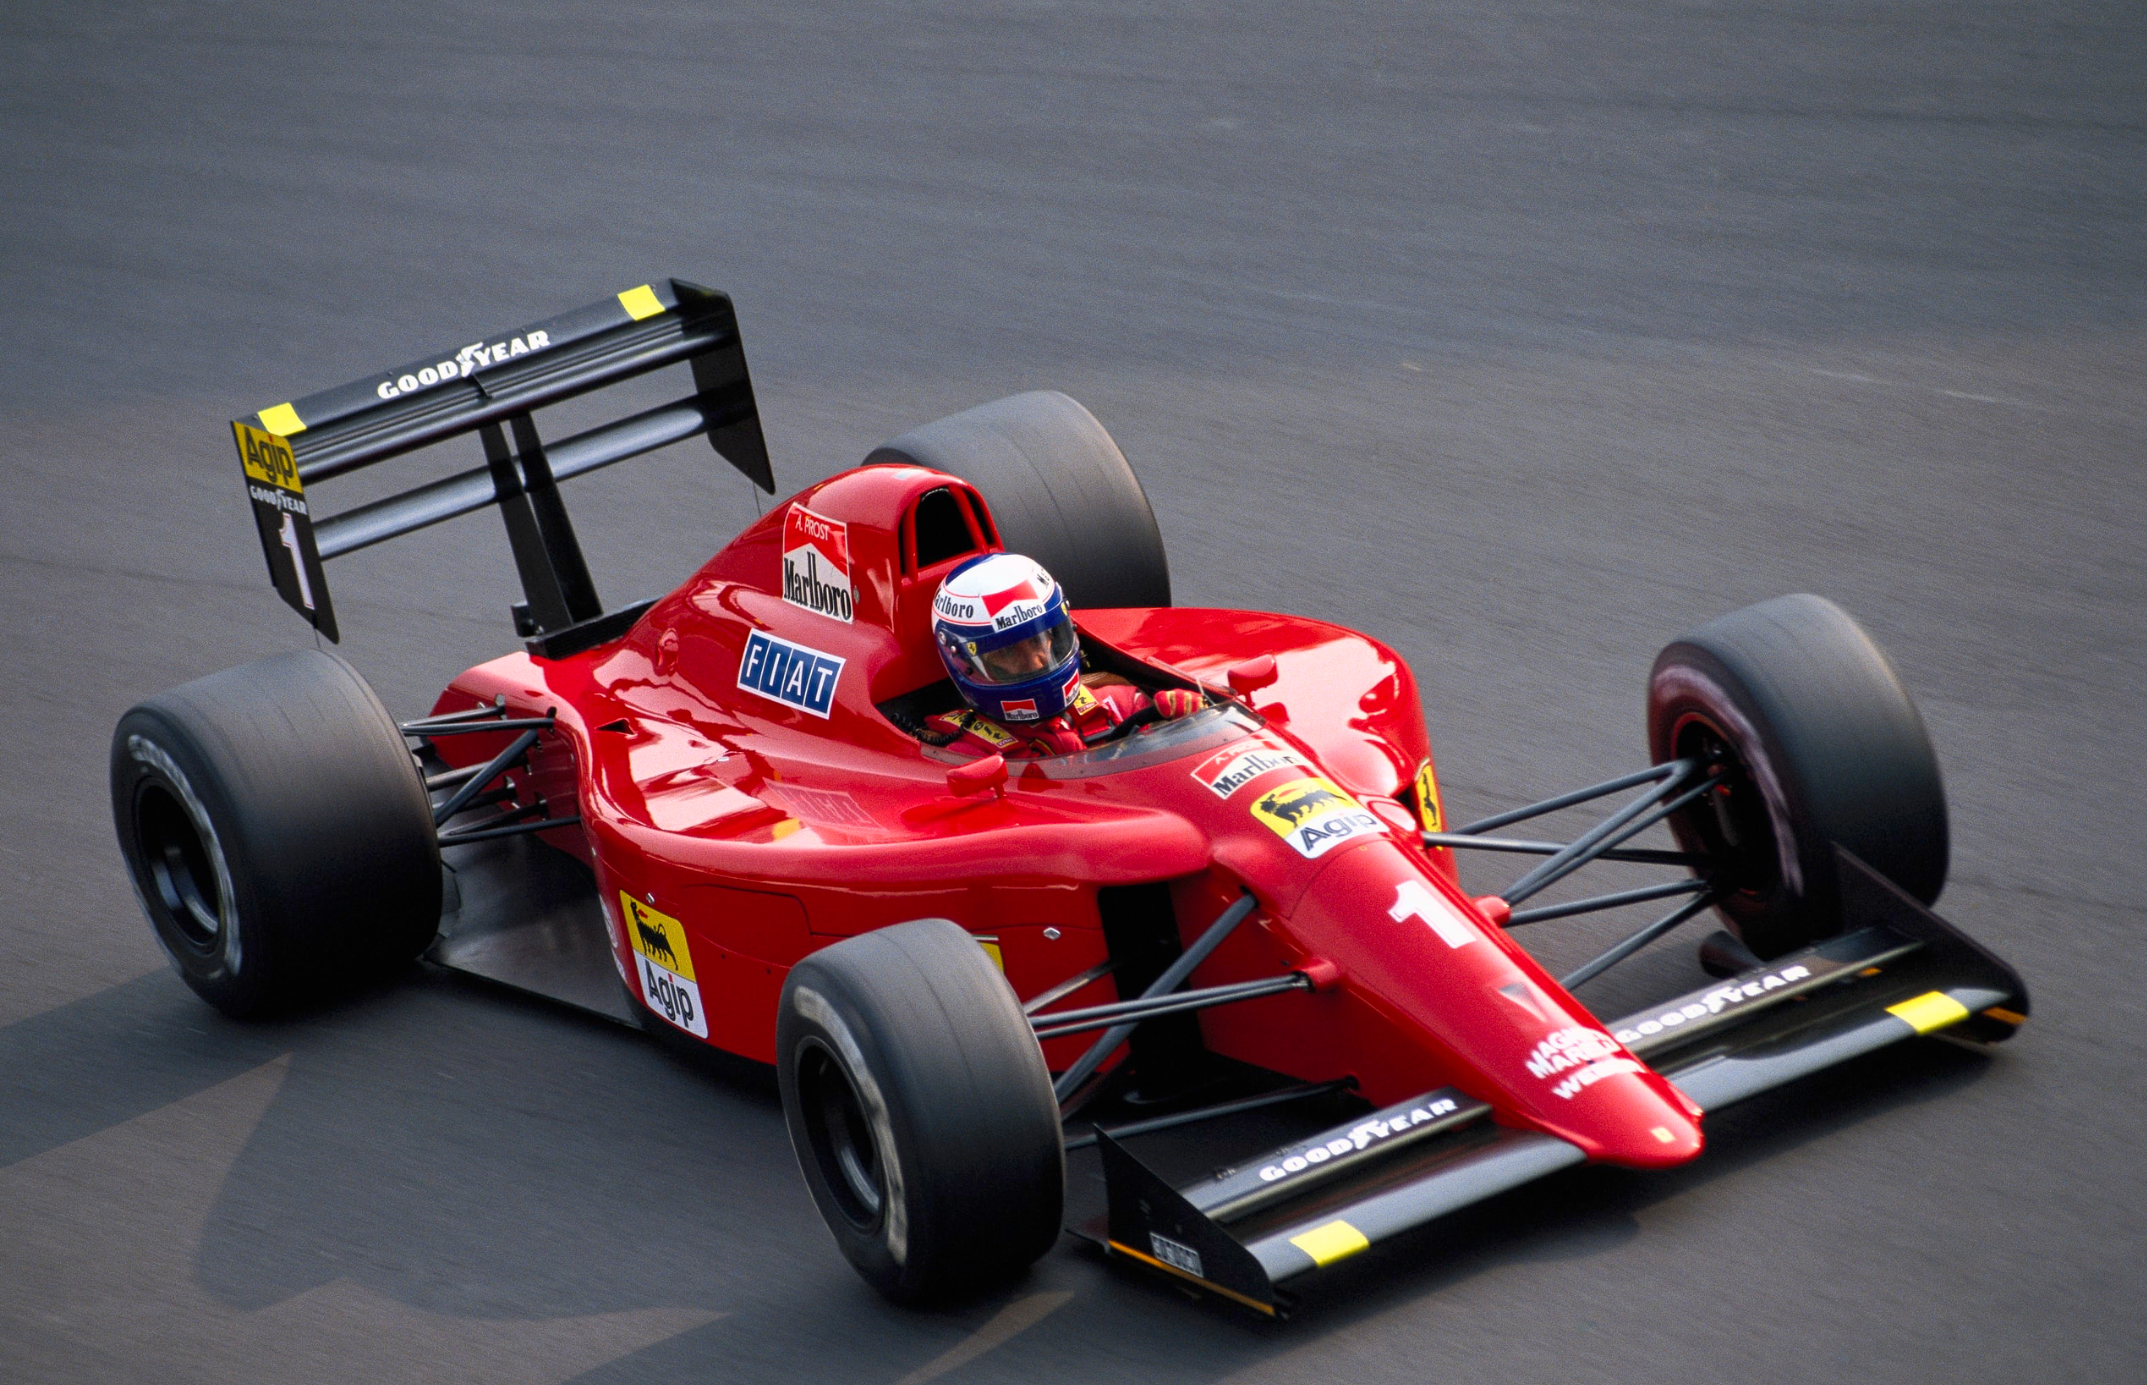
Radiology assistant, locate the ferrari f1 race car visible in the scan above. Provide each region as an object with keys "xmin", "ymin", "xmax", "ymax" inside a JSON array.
[{"xmin": 111, "ymin": 279, "xmax": 2029, "ymax": 1314}]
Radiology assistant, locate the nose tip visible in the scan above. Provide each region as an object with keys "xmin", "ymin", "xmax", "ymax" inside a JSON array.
[{"xmin": 1608, "ymin": 1110, "xmax": 1703, "ymax": 1167}]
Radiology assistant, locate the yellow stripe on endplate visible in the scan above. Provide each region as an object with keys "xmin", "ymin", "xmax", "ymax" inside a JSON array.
[
  {"xmin": 1888, "ymin": 991, "xmax": 1970, "ymax": 1035},
  {"xmin": 617, "ymin": 284, "xmax": 665, "ymax": 321},
  {"xmin": 1288, "ymin": 1219, "xmax": 1370, "ymax": 1267},
  {"xmin": 256, "ymin": 402, "xmax": 305, "ymax": 436}
]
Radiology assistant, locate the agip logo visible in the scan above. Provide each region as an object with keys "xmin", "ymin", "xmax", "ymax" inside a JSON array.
[
  {"xmin": 235, "ymin": 421, "xmax": 302, "ymax": 494},
  {"xmin": 1249, "ymin": 776, "xmax": 1388, "ymax": 859},
  {"xmin": 782, "ymin": 504, "xmax": 854, "ymax": 623},
  {"xmin": 622, "ymin": 894, "xmax": 706, "ymax": 1039}
]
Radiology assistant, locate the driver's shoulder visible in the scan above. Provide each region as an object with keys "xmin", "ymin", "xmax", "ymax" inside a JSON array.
[{"xmin": 924, "ymin": 710, "xmax": 1032, "ymax": 758}]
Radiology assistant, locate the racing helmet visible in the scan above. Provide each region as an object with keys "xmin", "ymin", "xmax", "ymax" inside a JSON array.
[{"xmin": 932, "ymin": 553, "xmax": 1082, "ymax": 724}]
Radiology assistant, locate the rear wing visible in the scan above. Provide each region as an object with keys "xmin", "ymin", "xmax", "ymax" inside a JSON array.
[{"xmin": 230, "ymin": 279, "xmax": 772, "ymax": 657}]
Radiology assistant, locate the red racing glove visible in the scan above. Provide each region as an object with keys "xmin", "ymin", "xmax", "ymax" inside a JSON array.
[{"xmin": 1154, "ymin": 688, "xmax": 1203, "ymax": 720}]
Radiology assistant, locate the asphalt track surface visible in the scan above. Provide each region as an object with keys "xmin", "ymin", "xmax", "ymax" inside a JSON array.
[{"xmin": 3, "ymin": 2, "xmax": 2143, "ymax": 1381}]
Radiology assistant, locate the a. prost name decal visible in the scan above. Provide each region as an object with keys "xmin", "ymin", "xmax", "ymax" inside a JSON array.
[
  {"xmin": 1249, "ymin": 776, "xmax": 1388, "ymax": 859},
  {"xmin": 1191, "ymin": 739, "xmax": 1312, "ymax": 799},
  {"xmin": 623, "ymin": 893, "xmax": 706, "ymax": 1038},
  {"xmin": 738, "ymin": 630, "xmax": 844, "ymax": 718},
  {"xmin": 781, "ymin": 504, "xmax": 854, "ymax": 623}
]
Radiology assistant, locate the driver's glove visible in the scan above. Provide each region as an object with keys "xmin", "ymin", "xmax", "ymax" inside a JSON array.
[{"xmin": 1155, "ymin": 688, "xmax": 1202, "ymax": 720}]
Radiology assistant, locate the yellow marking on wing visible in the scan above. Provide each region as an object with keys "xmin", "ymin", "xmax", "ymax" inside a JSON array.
[
  {"xmin": 1887, "ymin": 991, "xmax": 1970, "ymax": 1035},
  {"xmin": 1288, "ymin": 1219, "xmax": 1370, "ymax": 1267},
  {"xmin": 256, "ymin": 402, "xmax": 305, "ymax": 435},
  {"xmin": 617, "ymin": 284, "xmax": 665, "ymax": 320}
]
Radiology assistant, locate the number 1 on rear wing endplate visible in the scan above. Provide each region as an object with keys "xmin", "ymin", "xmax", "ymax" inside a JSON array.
[{"xmin": 236, "ymin": 419, "xmax": 336, "ymax": 641}]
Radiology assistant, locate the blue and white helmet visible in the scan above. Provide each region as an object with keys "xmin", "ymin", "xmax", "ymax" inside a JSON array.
[{"xmin": 932, "ymin": 553, "xmax": 1082, "ymax": 724}]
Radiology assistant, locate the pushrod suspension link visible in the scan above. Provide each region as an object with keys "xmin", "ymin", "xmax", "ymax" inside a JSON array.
[{"xmin": 1052, "ymin": 892, "xmax": 1258, "ymax": 1104}]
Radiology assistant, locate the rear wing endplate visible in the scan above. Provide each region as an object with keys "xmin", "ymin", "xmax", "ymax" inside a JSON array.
[{"xmin": 231, "ymin": 279, "xmax": 772, "ymax": 656}]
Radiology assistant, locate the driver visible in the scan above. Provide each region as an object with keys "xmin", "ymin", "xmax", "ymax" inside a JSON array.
[{"xmin": 925, "ymin": 552, "xmax": 1201, "ymax": 759}]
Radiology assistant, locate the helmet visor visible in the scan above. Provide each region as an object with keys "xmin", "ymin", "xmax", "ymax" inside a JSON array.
[{"xmin": 962, "ymin": 615, "xmax": 1078, "ymax": 686}]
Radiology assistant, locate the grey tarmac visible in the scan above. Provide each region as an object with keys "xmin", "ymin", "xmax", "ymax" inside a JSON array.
[{"xmin": 1, "ymin": 2, "xmax": 2141, "ymax": 1381}]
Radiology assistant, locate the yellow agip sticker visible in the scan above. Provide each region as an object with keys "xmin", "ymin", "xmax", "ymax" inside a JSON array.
[
  {"xmin": 234, "ymin": 420, "xmax": 304, "ymax": 494},
  {"xmin": 623, "ymin": 893, "xmax": 707, "ymax": 1038},
  {"xmin": 1251, "ymin": 776, "xmax": 1388, "ymax": 860}
]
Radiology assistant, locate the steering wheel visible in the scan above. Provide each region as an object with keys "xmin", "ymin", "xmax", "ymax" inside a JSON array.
[{"xmin": 1082, "ymin": 705, "xmax": 1163, "ymax": 748}]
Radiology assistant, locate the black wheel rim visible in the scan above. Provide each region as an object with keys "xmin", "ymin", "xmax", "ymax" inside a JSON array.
[
  {"xmin": 1668, "ymin": 714, "xmax": 1780, "ymax": 902},
  {"xmin": 135, "ymin": 782, "xmax": 224, "ymax": 956},
  {"xmin": 796, "ymin": 1038, "xmax": 885, "ymax": 1230}
]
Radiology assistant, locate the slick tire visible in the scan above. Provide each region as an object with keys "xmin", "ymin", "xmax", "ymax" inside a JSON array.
[
  {"xmin": 1647, "ymin": 594, "xmax": 1948, "ymax": 959},
  {"xmin": 866, "ymin": 391, "xmax": 1170, "ymax": 609},
  {"xmin": 778, "ymin": 919, "xmax": 1064, "ymax": 1305},
  {"xmin": 110, "ymin": 649, "xmax": 442, "ymax": 1018}
]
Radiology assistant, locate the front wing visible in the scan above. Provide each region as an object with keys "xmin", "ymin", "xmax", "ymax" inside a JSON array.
[{"xmin": 1079, "ymin": 848, "xmax": 2028, "ymax": 1315}]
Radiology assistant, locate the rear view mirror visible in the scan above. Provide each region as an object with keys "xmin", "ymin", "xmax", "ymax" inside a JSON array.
[{"xmin": 947, "ymin": 754, "xmax": 1008, "ymax": 797}]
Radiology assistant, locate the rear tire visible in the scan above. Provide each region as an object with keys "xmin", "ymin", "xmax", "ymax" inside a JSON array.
[
  {"xmin": 866, "ymin": 391, "xmax": 1170, "ymax": 609},
  {"xmin": 110, "ymin": 650, "xmax": 442, "ymax": 1017},
  {"xmin": 778, "ymin": 919, "xmax": 1064, "ymax": 1304},
  {"xmin": 1647, "ymin": 594, "xmax": 1947, "ymax": 959}
]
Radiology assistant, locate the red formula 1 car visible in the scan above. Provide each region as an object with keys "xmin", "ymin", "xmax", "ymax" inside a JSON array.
[{"xmin": 111, "ymin": 280, "xmax": 2029, "ymax": 1313}]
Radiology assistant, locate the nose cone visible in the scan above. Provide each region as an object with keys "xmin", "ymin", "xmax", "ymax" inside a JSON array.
[
  {"xmin": 1634, "ymin": 1114, "xmax": 1705, "ymax": 1166},
  {"xmin": 1505, "ymin": 1019, "xmax": 1706, "ymax": 1166},
  {"xmin": 1277, "ymin": 840, "xmax": 1708, "ymax": 1169}
]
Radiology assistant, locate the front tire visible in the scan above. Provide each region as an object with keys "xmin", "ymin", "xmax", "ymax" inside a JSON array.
[
  {"xmin": 1647, "ymin": 594, "xmax": 1948, "ymax": 958},
  {"xmin": 778, "ymin": 919, "xmax": 1063, "ymax": 1304},
  {"xmin": 110, "ymin": 650, "xmax": 442, "ymax": 1017}
]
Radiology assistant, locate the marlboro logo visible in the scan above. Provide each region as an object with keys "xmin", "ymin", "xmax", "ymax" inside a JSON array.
[
  {"xmin": 782, "ymin": 505, "xmax": 854, "ymax": 623},
  {"xmin": 1191, "ymin": 739, "xmax": 1312, "ymax": 798}
]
